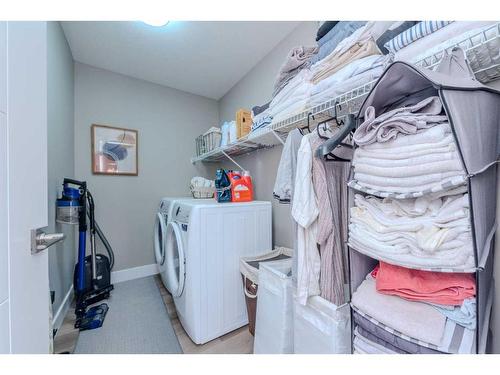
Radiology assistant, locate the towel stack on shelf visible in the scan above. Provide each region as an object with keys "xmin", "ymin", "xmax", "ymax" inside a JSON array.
[
  {"xmin": 348, "ymin": 90, "xmax": 478, "ymax": 354},
  {"xmin": 349, "ymin": 96, "xmax": 468, "ymax": 197}
]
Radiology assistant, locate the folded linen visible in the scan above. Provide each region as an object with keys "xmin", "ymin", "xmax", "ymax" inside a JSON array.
[
  {"xmin": 311, "ymin": 21, "xmax": 366, "ymax": 64},
  {"xmin": 353, "ymin": 334, "xmax": 399, "ymax": 354},
  {"xmin": 351, "ymin": 275, "xmax": 447, "ymax": 346},
  {"xmin": 349, "ymin": 193, "xmax": 474, "ymax": 270},
  {"xmin": 384, "ymin": 21, "xmax": 453, "ymax": 54},
  {"xmin": 354, "ymin": 171, "xmax": 466, "ymax": 192},
  {"xmin": 352, "ymin": 193, "xmax": 470, "ymax": 231},
  {"xmin": 307, "ymin": 54, "xmax": 388, "ymax": 108},
  {"xmin": 316, "ymin": 21, "xmax": 339, "ymax": 42},
  {"xmin": 273, "ymin": 46, "xmax": 318, "ymax": 97},
  {"xmin": 429, "ymin": 298, "xmax": 477, "ymax": 329},
  {"xmin": 251, "ymin": 102, "xmax": 270, "ymax": 117},
  {"xmin": 354, "ymin": 327, "xmax": 407, "ymax": 354},
  {"xmin": 353, "ymin": 96, "xmax": 448, "ymax": 146},
  {"xmin": 311, "ymin": 38, "xmax": 381, "ymax": 84},
  {"xmin": 353, "ymin": 312, "xmax": 442, "ymax": 354},
  {"xmin": 251, "ymin": 109, "xmax": 273, "ymax": 132},
  {"xmin": 268, "ymin": 69, "xmax": 312, "ymax": 122},
  {"xmin": 349, "ymin": 231, "xmax": 475, "ymax": 271},
  {"xmin": 374, "ymin": 262, "xmax": 476, "ymax": 306}
]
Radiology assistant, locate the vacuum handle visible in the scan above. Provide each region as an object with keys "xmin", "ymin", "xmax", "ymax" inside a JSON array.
[{"xmin": 64, "ymin": 178, "xmax": 87, "ymax": 189}]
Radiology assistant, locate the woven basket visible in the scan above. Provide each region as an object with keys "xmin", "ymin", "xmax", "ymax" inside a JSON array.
[{"xmin": 190, "ymin": 185, "xmax": 215, "ymax": 199}]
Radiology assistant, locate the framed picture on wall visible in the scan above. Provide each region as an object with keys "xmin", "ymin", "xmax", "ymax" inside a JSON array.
[{"xmin": 91, "ymin": 124, "xmax": 138, "ymax": 176}]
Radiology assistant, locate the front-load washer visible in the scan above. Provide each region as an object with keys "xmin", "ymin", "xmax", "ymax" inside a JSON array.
[
  {"xmin": 154, "ymin": 197, "xmax": 212, "ymax": 288},
  {"xmin": 164, "ymin": 200, "xmax": 272, "ymax": 344}
]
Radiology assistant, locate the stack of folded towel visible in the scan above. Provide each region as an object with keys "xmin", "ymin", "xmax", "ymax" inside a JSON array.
[
  {"xmin": 308, "ymin": 54, "xmax": 389, "ymax": 108},
  {"xmin": 268, "ymin": 69, "xmax": 313, "ymax": 124},
  {"xmin": 349, "ymin": 192, "xmax": 475, "ymax": 271},
  {"xmin": 351, "ymin": 96, "xmax": 467, "ymax": 195},
  {"xmin": 351, "ymin": 268, "xmax": 477, "ymax": 354},
  {"xmin": 272, "ymin": 46, "xmax": 318, "ymax": 98},
  {"xmin": 251, "ymin": 102, "xmax": 273, "ymax": 132},
  {"xmin": 310, "ymin": 21, "xmax": 367, "ymax": 65}
]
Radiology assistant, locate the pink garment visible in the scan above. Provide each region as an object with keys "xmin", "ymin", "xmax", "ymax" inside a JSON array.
[{"xmin": 374, "ymin": 261, "xmax": 476, "ymax": 306}]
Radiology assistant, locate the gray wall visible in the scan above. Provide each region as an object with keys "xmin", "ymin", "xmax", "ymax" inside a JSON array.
[
  {"xmin": 217, "ymin": 22, "xmax": 317, "ymax": 248},
  {"xmin": 74, "ymin": 63, "xmax": 218, "ymax": 271},
  {"xmin": 47, "ymin": 22, "xmax": 76, "ymax": 317}
]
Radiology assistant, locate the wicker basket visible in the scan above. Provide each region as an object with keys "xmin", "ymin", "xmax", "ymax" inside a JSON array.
[
  {"xmin": 195, "ymin": 128, "xmax": 222, "ymax": 156},
  {"xmin": 190, "ymin": 185, "xmax": 215, "ymax": 199}
]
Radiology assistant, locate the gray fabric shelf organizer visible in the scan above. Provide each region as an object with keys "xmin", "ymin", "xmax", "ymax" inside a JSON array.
[{"xmin": 347, "ymin": 48, "xmax": 500, "ymax": 354}]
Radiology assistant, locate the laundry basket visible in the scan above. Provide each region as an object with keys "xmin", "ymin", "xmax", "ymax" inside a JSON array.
[
  {"xmin": 239, "ymin": 247, "xmax": 293, "ymax": 336},
  {"xmin": 293, "ymin": 295, "xmax": 351, "ymax": 354},
  {"xmin": 253, "ymin": 259, "xmax": 294, "ymax": 354}
]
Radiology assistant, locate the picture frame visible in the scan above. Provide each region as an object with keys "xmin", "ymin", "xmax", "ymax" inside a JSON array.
[{"xmin": 91, "ymin": 124, "xmax": 138, "ymax": 176}]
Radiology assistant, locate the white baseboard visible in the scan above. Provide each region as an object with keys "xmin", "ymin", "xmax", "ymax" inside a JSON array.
[
  {"xmin": 111, "ymin": 263, "xmax": 159, "ymax": 284},
  {"xmin": 52, "ymin": 286, "xmax": 73, "ymax": 332}
]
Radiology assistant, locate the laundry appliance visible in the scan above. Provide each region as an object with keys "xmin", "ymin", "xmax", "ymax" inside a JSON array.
[
  {"xmin": 154, "ymin": 197, "xmax": 212, "ymax": 287},
  {"xmin": 164, "ymin": 200, "xmax": 272, "ymax": 344}
]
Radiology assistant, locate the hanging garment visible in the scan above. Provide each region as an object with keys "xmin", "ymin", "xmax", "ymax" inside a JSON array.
[
  {"xmin": 292, "ymin": 133, "xmax": 321, "ymax": 304},
  {"xmin": 310, "ymin": 135, "xmax": 350, "ymax": 305},
  {"xmin": 273, "ymin": 129, "xmax": 303, "ymax": 203},
  {"xmin": 374, "ymin": 261, "xmax": 476, "ymax": 306},
  {"xmin": 273, "ymin": 128, "xmax": 304, "ymax": 282}
]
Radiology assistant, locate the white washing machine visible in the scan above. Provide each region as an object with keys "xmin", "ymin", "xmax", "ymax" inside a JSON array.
[
  {"xmin": 154, "ymin": 197, "xmax": 212, "ymax": 287},
  {"xmin": 164, "ymin": 200, "xmax": 272, "ymax": 344}
]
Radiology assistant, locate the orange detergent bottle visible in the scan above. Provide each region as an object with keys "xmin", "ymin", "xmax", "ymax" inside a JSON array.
[{"xmin": 228, "ymin": 170, "xmax": 253, "ymax": 202}]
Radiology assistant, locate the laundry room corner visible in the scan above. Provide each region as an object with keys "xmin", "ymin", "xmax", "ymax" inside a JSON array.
[{"xmin": 72, "ymin": 62, "xmax": 219, "ymax": 274}]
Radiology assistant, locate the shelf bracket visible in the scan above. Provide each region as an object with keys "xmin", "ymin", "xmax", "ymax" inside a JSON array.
[
  {"xmin": 271, "ymin": 130, "xmax": 286, "ymax": 145},
  {"xmin": 221, "ymin": 150, "xmax": 245, "ymax": 170}
]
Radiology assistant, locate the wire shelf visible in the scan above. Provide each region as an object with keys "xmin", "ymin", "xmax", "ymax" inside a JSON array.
[
  {"xmin": 192, "ymin": 22, "xmax": 500, "ymax": 165},
  {"xmin": 414, "ymin": 23, "xmax": 500, "ymax": 83}
]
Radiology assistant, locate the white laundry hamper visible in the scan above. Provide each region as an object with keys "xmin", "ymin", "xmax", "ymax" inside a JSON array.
[
  {"xmin": 293, "ymin": 295, "xmax": 351, "ymax": 354},
  {"xmin": 253, "ymin": 259, "xmax": 294, "ymax": 354}
]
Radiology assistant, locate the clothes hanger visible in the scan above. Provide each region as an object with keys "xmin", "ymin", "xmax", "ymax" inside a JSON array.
[
  {"xmin": 315, "ymin": 114, "xmax": 356, "ymax": 162},
  {"xmin": 298, "ymin": 113, "xmax": 314, "ymax": 136}
]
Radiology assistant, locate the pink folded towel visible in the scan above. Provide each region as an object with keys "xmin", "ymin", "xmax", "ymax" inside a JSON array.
[{"xmin": 374, "ymin": 261, "xmax": 476, "ymax": 306}]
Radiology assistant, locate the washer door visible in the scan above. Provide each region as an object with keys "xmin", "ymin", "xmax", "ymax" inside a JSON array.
[
  {"xmin": 164, "ymin": 221, "xmax": 186, "ymax": 297},
  {"xmin": 154, "ymin": 213, "xmax": 166, "ymax": 266}
]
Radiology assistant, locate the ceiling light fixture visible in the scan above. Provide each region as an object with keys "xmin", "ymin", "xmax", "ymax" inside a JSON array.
[{"xmin": 142, "ymin": 20, "xmax": 170, "ymax": 27}]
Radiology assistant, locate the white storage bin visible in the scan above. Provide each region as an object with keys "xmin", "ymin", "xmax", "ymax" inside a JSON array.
[
  {"xmin": 293, "ymin": 295, "xmax": 351, "ymax": 354},
  {"xmin": 253, "ymin": 259, "xmax": 294, "ymax": 354}
]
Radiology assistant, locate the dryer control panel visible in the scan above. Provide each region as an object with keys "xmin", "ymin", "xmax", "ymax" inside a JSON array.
[{"xmin": 172, "ymin": 203, "xmax": 191, "ymax": 224}]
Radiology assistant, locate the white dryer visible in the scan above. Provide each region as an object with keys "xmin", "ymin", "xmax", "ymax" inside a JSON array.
[
  {"xmin": 154, "ymin": 197, "xmax": 211, "ymax": 287},
  {"xmin": 164, "ymin": 200, "xmax": 272, "ymax": 344}
]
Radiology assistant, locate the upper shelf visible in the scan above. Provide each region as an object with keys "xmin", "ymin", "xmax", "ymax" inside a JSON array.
[{"xmin": 191, "ymin": 23, "xmax": 500, "ymax": 164}]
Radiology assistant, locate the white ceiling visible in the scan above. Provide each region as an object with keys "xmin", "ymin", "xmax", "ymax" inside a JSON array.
[{"xmin": 61, "ymin": 21, "xmax": 300, "ymax": 100}]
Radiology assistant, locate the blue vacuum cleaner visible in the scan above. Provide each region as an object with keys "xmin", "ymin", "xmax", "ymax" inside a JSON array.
[{"xmin": 56, "ymin": 178, "xmax": 114, "ymax": 331}]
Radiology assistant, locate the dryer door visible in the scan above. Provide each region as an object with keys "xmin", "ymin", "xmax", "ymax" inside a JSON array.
[
  {"xmin": 164, "ymin": 221, "xmax": 186, "ymax": 297},
  {"xmin": 154, "ymin": 213, "xmax": 166, "ymax": 266}
]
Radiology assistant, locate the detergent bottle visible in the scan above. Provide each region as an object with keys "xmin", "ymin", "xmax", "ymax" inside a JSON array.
[
  {"xmin": 215, "ymin": 169, "xmax": 232, "ymax": 203},
  {"xmin": 229, "ymin": 170, "xmax": 253, "ymax": 202}
]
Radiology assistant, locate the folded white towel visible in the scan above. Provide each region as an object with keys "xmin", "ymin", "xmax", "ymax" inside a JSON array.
[
  {"xmin": 348, "ymin": 193, "xmax": 474, "ymax": 269},
  {"xmin": 190, "ymin": 177, "xmax": 215, "ymax": 188}
]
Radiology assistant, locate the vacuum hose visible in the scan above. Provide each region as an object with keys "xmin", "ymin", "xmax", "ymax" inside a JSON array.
[{"xmin": 85, "ymin": 191, "xmax": 115, "ymax": 270}]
